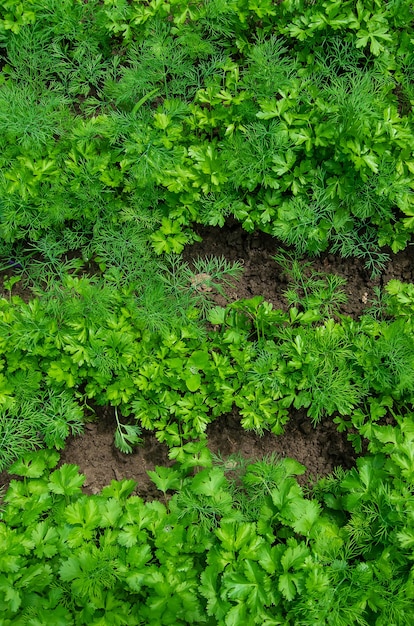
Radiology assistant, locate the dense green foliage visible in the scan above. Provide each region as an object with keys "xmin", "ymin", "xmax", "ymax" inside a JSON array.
[
  {"xmin": 1, "ymin": 261, "xmax": 414, "ymax": 467},
  {"xmin": 1, "ymin": 431, "xmax": 414, "ymax": 625},
  {"xmin": 0, "ymin": 0, "xmax": 412, "ymax": 471},
  {"xmin": 0, "ymin": 1, "xmax": 414, "ymax": 622},
  {"xmin": 0, "ymin": 0, "xmax": 412, "ymax": 270}
]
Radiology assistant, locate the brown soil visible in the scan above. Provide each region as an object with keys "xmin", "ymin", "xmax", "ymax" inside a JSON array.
[
  {"xmin": 55, "ymin": 405, "xmax": 355, "ymax": 500},
  {"xmin": 183, "ymin": 221, "xmax": 413, "ymax": 319},
  {"xmin": 1, "ymin": 224, "xmax": 413, "ymax": 498}
]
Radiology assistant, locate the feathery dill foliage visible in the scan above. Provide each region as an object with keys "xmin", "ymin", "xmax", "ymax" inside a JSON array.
[
  {"xmin": 222, "ymin": 120, "xmax": 292, "ymax": 191},
  {"xmin": 245, "ymin": 34, "xmax": 301, "ymax": 94},
  {"xmin": 104, "ymin": 23, "xmax": 201, "ymax": 106},
  {"xmin": 274, "ymin": 251, "xmax": 348, "ymax": 316},
  {"xmin": 0, "ymin": 82, "xmax": 70, "ymax": 150},
  {"xmin": 0, "ymin": 389, "xmax": 83, "ymax": 471}
]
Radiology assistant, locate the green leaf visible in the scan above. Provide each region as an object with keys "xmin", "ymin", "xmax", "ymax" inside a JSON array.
[
  {"xmin": 281, "ymin": 541, "xmax": 309, "ymax": 571},
  {"xmin": 216, "ymin": 522, "xmax": 258, "ymax": 553},
  {"xmin": 200, "ymin": 566, "xmax": 231, "ymax": 619},
  {"xmin": 191, "ymin": 467, "xmax": 228, "ymax": 497},
  {"xmin": 278, "ymin": 572, "xmax": 296, "ymax": 601},
  {"xmin": 169, "ymin": 439, "xmax": 212, "ymax": 469},
  {"xmin": 9, "ymin": 449, "xmax": 60, "ymax": 478},
  {"xmin": 131, "ymin": 87, "xmax": 160, "ymax": 114},
  {"xmin": 114, "ymin": 423, "xmax": 142, "ymax": 454},
  {"xmin": 31, "ymin": 521, "xmax": 60, "ymax": 558},
  {"xmin": 65, "ymin": 497, "xmax": 101, "ymax": 528},
  {"xmin": 48, "ymin": 464, "xmax": 85, "ymax": 496},
  {"xmin": 397, "ymin": 529, "xmax": 414, "ymax": 550},
  {"xmin": 224, "ymin": 560, "xmax": 269, "ymax": 608},
  {"xmin": 186, "ymin": 373, "xmax": 201, "ymax": 391},
  {"xmin": 207, "ymin": 306, "xmax": 227, "ymax": 325},
  {"xmin": 101, "ymin": 479, "xmax": 137, "ymax": 501},
  {"xmin": 118, "ymin": 525, "xmax": 148, "ymax": 548},
  {"xmin": 147, "ymin": 466, "xmax": 182, "ymax": 493},
  {"xmin": 126, "ymin": 564, "xmax": 157, "ymax": 593},
  {"xmin": 305, "ymin": 565, "xmax": 330, "ymax": 595},
  {"xmin": 361, "ymin": 151, "xmax": 379, "ymax": 173},
  {"xmin": 256, "ymin": 100, "xmax": 279, "ymax": 120},
  {"xmin": 278, "ymin": 572, "xmax": 299, "ymax": 601},
  {"xmin": 0, "ymin": 584, "xmax": 21, "ymax": 613},
  {"xmin": 58, "ymin": 556, "xmax": 82, "ymax": 583},
  {"xmin": 126, "ymin": 544, "xmax": 153, "ymax": 571},
  {"xmin": 225, "ymin": 602, "xmax": 247, "ymax": 626},
  {"xmin": 100, "ymin": 498, "xmax": 123, "ymax": 527},
  {"xmin": 281, "ymin": 458, "xmax": 306, "ymax": 477},
  {"xmin": 291, "ymin": 500, "xmax": 321, "ymax": 536},
  {"xmin": 19, "ymin": 563, "xmax": 52, "ymax": 592},
  {"xmin": 188, "ymin": 350, "xmax": 210, "ymax": 371},
  {"xmin": 271, "ymin": 478, "xmax": 303, "ymax": 520}
]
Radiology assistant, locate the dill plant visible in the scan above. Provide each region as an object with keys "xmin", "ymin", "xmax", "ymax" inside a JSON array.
[
  {"xmin": 174, "ymin": 255, "xmax": 244, "ymax": 311},
  {"xmin": 0, "ymin": 82, "xmax": 69, "ymax": 150},
  {"xmin": 274, "ymin": 252, "xmax": 348, "ymax": 317},
  {"xmin": 242, "ymin": 34, "xmax": 298, "ymax": 95},
  {"xmin": 0, "ymin": 390, "xmax": 84, "ymax": 471},
  {"xmin": 222, "ymin": 120, "xmax": 291, "ymax": 192}
]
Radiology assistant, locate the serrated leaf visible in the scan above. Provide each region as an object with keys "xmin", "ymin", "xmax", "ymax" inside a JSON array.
[
  {"xmin": 216, "ymin": 521, "xmax": 258, "ymax": 553},
  {"xmin": 191, "ymin": 467, "xmax": 227, "ymax": 497},
  {"xmin": 48, "ymin": 465, "xmax": 85, "ymax": 496},
  {"xmin": 291, "ymin": 500, "xmax": 321, "ymax": 536},
  {"xmin": 9, "ymin": 450, "xmax": 60, "ymax": 478},
  {"xmin": 19, "ymin": 563, "xmax": 52, "ymax": 592},
  {"xmin": 59, "ymin": 556, "xmax": 81, "ymax": 583},
  {"xmin": 65, "ymin": 498, "xmax": 101, "ymax": 528},
  {"xmin": 270, "ymin": 478, "xmax": 303, "ymax": 518},
  {"xmin": 126, "ymin": 544, "xmax": 153, "ymax": 570},
  {"xmin": 207, "ymin": 306, "xmax": 226, "ymax": 325},
  {"xmin": 100, "ymin": 498, "xmax": 123, "ymax": 527},
  {"xmin": 397, "ymin": 529, "xmax": 414, "ymax": 549},
  {"xmin": 0, "ymin": 552, "xmax": 22, "ymax": 574},
  {"xmin": 188, "ymin": 350, "xmax": 210, "ymax": 371},
  {"xmin": 200, "ymin": 566, "xmax": 230, "ymax": 619},
  {"xmin": 278, "ymin": 572, "xmax": 298, "ymax": 601},
  {"xmin": 1, "ymin": 585, "xmax": 21, "ymax": 612},
  {"xmin": 224, "ymin": 560, "xmax": 269, "ymax": 609},
  {"xmin": 281, "ymin": 541, "xmax": 310, "ymax": 571},
  {"xmin": 225, "ymin": 602, "xmax": 247, "ymax": 626},
  {"xmin": 114, "ymin": 423, "xmax": 142, "ymax": 454},
  {"xmin": 281, "ymin": 457, "xmax": 306, "ymax": 477},
  {"xmin": 305, "ymin": 565, "xmax": 330, "ymax": 595},
  {"xmin": 101, "ymin": 479, "xmax": 137, "ymax": 500},
  {"xmin": 118, "ymin": 525, "xmax": 147, "ymax": 548},
  {"xmin": 31, "ymin": 521, "xmax": 59, "ymax": 558},
  {"xmin": 147, "ymin": 465, "xmax": 182, "ymax": 493}
]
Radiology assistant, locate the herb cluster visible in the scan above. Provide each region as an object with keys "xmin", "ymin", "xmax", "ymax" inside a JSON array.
[
  {"xmin": 1, "ymin": 426, "xmax": 414, "ymax": 625},
  {"xmin": 0, "ymin": 1, "xmax": 413, "ymax": 621},
  {"xmin": 1, "ymin": 258, "xmax": 414, "ymax": 468},
  {"xmin": 0, "ymin": 0, "xmax": 412, "ymax": 273}
]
